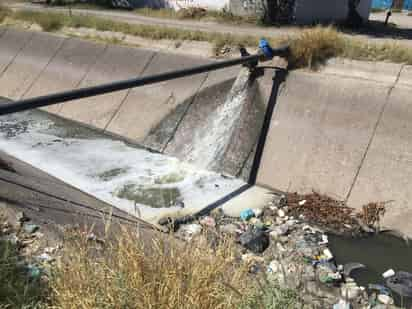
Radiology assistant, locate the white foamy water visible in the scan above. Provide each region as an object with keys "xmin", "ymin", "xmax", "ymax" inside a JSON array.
[
  {"xmin": 0, "ymin": 110, "xmax": 245, "ymax": 223},
  {"xmin": 186, "ymin": 68, "xmax": 251, "ymax": 170}
]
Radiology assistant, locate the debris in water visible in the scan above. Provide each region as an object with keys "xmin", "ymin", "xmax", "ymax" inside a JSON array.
[
  {"xmin": 343, "ymin": 262, "xmax": 366, "ymax": 277},
  {"xmin": 377, "ymin": 294, "xmax": 394, "ymax": 305},
  {"xmin": 386, "ymin": 271, "xmax": 412, "ymax": 297},
  {"xmin": 382, "ymin": 268, "xmax": 395, "ymax": 279}
]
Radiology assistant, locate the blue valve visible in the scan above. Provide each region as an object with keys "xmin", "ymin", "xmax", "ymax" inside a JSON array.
[{"xmin": 259, "ymin": 39, "xmax": 274, "ymax": 60}]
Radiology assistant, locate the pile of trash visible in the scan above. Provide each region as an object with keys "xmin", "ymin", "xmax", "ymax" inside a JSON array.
[
  {"xmin": 0, "ymin": 210, "xmax": 60, "ymax": 282},
  {"xmin": 173, "ymin": 192, "xmax": 405, "ymax": 308}
]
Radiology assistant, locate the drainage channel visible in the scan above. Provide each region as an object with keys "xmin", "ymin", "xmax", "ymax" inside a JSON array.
[
  {"xmin": 329, "ymin": 233, "xmax": 412, "ymax": 307},
  {"xmin": 0, "ymin": 107, "xmax": 251, "ymax": 224}
]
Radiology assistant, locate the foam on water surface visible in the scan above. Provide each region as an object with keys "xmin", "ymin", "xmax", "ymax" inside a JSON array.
[{"xmin": 0, "ymin": 110, "xmax": 245, "ymax": 223}]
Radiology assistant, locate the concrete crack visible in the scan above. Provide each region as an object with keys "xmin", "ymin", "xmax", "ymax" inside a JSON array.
[
  {"xmin": 104, "ymin": 50, "xmax": 158, "ymax": 132},
  {"xmin": 345, "ymin": 64, "xmax": 405, "ymax": 202},
  {"xmin": 20, "ymin": 36, "xmax": 67, "ymax": 100},
  {"xmin": 160, "ymin": 70, "xmax": 209, "ymax": 153},
  {"xmin": 0, "ymin": 30, "xmax": 35, "ymax": 79}
]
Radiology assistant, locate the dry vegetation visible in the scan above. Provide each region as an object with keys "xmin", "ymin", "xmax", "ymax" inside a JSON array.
[
  {"xmin": 0, "ymin": 214, "xmax": 299, "ymax": 309},
  {"xmin": 49, "ymin": 229, "xmax": 249, "ymax": 309},
  {"xmin": 2, "ymin": 6, "xmax": 412, "ymax": 68}
]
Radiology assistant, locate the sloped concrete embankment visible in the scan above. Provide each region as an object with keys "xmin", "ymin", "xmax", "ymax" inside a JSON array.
[
  {"xmin": 3, "ymin": 27, "xmax": 412, "ymax": 237},
  {"xmin": 0, "ymin": 27, "xmax": 266, "ymax": 179},
  {"xmin": 257, "ymin": 59, "xmax": 412, "ymax": 237}
]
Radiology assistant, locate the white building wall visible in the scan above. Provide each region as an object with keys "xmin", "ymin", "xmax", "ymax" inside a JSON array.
[{"xmin": 166, "ymin": 0, "xmax": 230, "ymax": 10}]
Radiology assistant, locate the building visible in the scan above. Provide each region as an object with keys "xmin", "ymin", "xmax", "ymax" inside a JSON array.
[{"xmin": 119, "ymin": 0, "xmax": 373, "ymax": 24}]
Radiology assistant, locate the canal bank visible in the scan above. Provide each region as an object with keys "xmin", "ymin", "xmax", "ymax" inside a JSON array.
[{"xmin": 1, "ymin": 27, "xmax": 412, "ymax": 237}]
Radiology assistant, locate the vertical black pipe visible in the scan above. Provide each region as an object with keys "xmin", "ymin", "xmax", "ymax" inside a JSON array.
[{"xmin": 248, "ymin": 68, "xmax": 288, "ymax": 185}]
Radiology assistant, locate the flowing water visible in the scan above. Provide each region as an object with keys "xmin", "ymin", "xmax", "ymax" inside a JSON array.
[
  {"xmin": 185, "ymin": 67, "xmax": 251, "ymax": 170},
  {"xmin": 0, "ymin": 109, "xmax": 245, "ymax": 223},
  {"xmin": 0, "ymin": 69, "xmax": 255, "ymax": 223}
]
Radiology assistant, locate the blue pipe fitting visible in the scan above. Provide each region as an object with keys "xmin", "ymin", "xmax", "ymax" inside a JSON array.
[{"xmin": 259, "ymin": 39, "xmax": 274, "ymax": 60}]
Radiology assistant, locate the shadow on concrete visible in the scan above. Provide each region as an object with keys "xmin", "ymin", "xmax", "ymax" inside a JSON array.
[{"xmin": 339, "ymin": 19, "xmax": 412, "ymax": 41}]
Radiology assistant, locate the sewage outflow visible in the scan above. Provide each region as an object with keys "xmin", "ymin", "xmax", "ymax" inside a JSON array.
[
  {"xmin": 0, "ymin": 109, "xmax": 245, "ymax": 223},
  {"xmin": 184, "ymin": 67, "xmax": 251, "ymax": 170},
  {"xmin": 0, "ymin": 69, "xmax": 255, "ymax": 223}
]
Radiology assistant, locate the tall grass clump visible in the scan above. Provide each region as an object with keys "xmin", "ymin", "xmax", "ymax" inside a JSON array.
[
  {"xmin": 48, "ymin": 228, "xmax": 249, "ymax": 309},
  {"xmin": 0, "ymin": 5, "xmax": 11, "ymax": 23},
  {"xmin": 288, "ymin": 26, "xmax": 345, "ymax": 68},
  {"xmin": 13, "ymin": 10, "xmax": 65, "ymax": 31}
]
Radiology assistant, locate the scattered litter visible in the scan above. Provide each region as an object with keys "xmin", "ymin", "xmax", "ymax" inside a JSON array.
[
  {"xmin": 323, "ymin": 248, "xmax": 334, "ymax": 260},
  {"xmin": 386, "ymin": 271, "xmax": 412, "ymax": 297},
  {"xmin": 343, "ymin": 263, "xmax": 366, "ymax": 277},
  {"xmin": 318, "ymin": 234, "xmax": 328, "ymax": 245},
  {"xmin": 239, "ymin": 226, "xmax": 269, "ymax": 254},
  {"xmin": 37, "ymin": 253, "xmax": 54, "ymax": 263},
  {"xmin": 270, "ymin": 224, "xmax": 289, "ymax": 238},
  {"xmin": 377, "ymin": 294, "xmax": 394, "ymax": 305},
  {"xmin": 278, "ymin": 209, "xmax": 285, "ymax": 218},
  {"xmin": 252, "ymin": 208, "xmax": 263, "ymax": 218},
  {"xmin": 299, "ymin": 200, "xmax": 307, "ymax": 206},
  {"xmin": 26, "ymin": 264, "xmax": 41, "ymax": 279},
  {"xmin": 341, "ymin": 284, "xmax": 361, "ymax": 300},
  {"xmin": 178, "ymin": 224, "xmax": 202, "ymax": 241},
  {"xmin": 368, "ymin": 284, "xmax": 390, "ymax": 295},
  {"xmin": 199, "ymin": 216, "xmax": 216, "ymax": 227},
  {"xmin": 23, "ymin": 223, "xmax": 39, "ymax": 234},
  {"xmin": 249, "ymin": 218, "xmax": 265, "ymax": 230},
  {"xmin": 240, "ymin": 208, "xmax": 255, "ymax": 221},
  {"xmin": 276, "ymin": 242, "xmax": 286, "ymax": 252},
  {"xmin": 382, "ymin": 268, "xmax": 395, "ymax": 279},
  {"xmin": 241, "ymin": 253, "xmax": 264, "ymax": 264},
  {"xmin": 219, "ymin": 223, "xmax": 239, "ymax": 235},
  {"xmin": 16, "ymin": 211, "xmax": 29, "ymax": 223},
  {"xmin": 333, "ymin": 299, "xmax": 352, "ymax": 309}
]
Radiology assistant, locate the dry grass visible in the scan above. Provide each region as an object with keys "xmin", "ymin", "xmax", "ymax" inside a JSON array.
[
  {"xmin": 288, "ymin": 27, "xmax": 345, "ymax": 68},
  {"xmin": 13, "ymin": 10, "xmax": 64, "ymax": 31},
  {"xmin": 4, "ymin": 9, "xmax": 412, "ymax": 68},
  {"xmin": 48, "ymin": 228, "xmax": 250, "ymax": 309},
  {"xmin": 0, "ymin": 5, "xmax": 11, "ymax": 24}
]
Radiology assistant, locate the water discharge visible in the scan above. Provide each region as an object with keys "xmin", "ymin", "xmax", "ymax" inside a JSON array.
[
  {"xmin": 0, "ymin": 109, "xmax": 245, "ymax": 223},
  {"xmin": 185, "ymin": 67, "xmax": 251, "ymax": 170}
]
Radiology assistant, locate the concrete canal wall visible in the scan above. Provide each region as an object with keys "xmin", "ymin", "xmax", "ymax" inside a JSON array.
[{"xmin": 1, "ymin": 27, "xmax": 412, "ymax": 236}]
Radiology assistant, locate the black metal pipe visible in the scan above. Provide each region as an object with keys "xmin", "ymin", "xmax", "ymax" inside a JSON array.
[{"xmin": 0, "ymin": 45, "xmax": 289, "ymax": 116}]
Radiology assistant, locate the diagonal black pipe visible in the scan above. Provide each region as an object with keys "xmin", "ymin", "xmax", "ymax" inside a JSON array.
[{"xmin": 0, "ymin": 44, "xmax": 289, "ymax": 116}]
